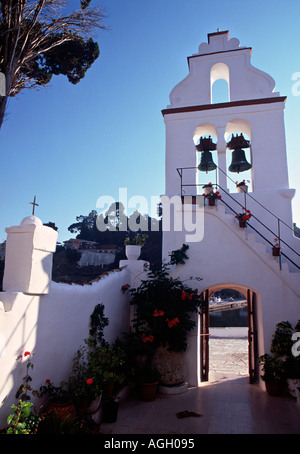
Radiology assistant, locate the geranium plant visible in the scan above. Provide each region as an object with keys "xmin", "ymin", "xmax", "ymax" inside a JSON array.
[
  {"xmin": 202, "ymin": 182, "xmax": 213, "ymax": 188},
  {"xmin": 202, "ymin": 190, "xmax": 222, "ymax": 200},
  {"xmin": 129, "ymin": 264, "xmax": 202, "ymax": 353},
  {"xmin": 235, "ymin": 210, "xmax": 252, "ymax": 221},
  {"xmin": 236, "ymin": 180, "xmax": 249, "ymax": 187}
]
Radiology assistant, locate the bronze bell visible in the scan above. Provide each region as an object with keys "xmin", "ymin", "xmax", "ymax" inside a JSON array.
[
  {"xmin": 227, "ymin": 133, "xmax": 252, "ymax": 174},
  {"xmin": 228, "ymin": 148, "xmax": 252, "ymax": 173},
  {"xmin": 198, "ymin": 150, "xmax": 217, "ymax": 173},
  {"xmin": 196, "ymin": 135, "xmax": 217, "ymax": 173}
]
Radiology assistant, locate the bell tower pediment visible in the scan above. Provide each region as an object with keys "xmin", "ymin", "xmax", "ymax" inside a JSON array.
[{"xmin": 168, "ymin": 30, "xmax": 278, "ymax": 108}]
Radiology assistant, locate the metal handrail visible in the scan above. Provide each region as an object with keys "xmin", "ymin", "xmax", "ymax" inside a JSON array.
[{"xmin": 177, "ymin": 166, "xmax": 300, "ymax": 271}]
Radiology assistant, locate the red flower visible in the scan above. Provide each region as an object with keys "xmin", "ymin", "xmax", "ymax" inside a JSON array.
[
  {"xmin": 181, "ymin": 290, "xmax": 187, "ymax": 300},
  {"xmin": 166, "ymin": 317, "xmax": 179, "ymax": 328},
  {"xmin": 153, "ymin": 309, "xmax": 165, "ymax": 317},
  {"xmin": 86, "ymin": 378, "xmax": 94, "ymax": 385},
  {"xmin": 189, "ymin": 293, "xmax": 194, "ymax": 300},
  {"xmin": 24, "ymin": 351, "xmax": 31, "ymax": 357},
  {"xmin": 215, "ymin": 191, "xmax": 220, "ymax": 195},
  {"xmin": 45, "ymin": 379, "xmax": 51, "ymax": 384},
  {"xmin": 142, "ymin": 333, "xmax": 154, "ymax": 343}
]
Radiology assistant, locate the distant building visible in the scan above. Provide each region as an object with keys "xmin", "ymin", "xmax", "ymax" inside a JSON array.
[
  {"xmin": 63, "ymin": 239, "xmax": 98, "ymax": 250},
  {"xmin": 63, "ymin": 239, "xmax": 120, "ymax": 267}
]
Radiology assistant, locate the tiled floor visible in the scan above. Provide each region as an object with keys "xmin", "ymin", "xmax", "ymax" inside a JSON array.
[{"xmin": 100, "ymin": 331, "xmax": 300, "ymax": 435}]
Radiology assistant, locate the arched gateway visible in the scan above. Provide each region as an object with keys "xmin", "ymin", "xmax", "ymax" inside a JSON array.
[{"xmin": 161, "ymin": 30, "xmax": 300, "ymax": 387}]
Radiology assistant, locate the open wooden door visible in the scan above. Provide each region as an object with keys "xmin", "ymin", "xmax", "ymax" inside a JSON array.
[
  {"xmin": 247, "ymin": 289, "xmax": 258, "ymax": 384},
  {"xmin": 199, "ymin": 289, "xmax": 209, "ymax": 382}
]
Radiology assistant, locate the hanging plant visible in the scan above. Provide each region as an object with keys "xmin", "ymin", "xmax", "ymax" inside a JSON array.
[{"xmin": 169, "ymin": 244, "xmax": 189, "ymax": 265}]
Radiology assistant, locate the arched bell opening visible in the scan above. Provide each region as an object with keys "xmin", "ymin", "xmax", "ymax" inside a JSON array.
[
  {"xmin": 210, "ymin": 63, "xmax": 230, "ymax": 104},
  {"xmin": 193, "ymin": 124, "xmax": 218, "ymax": 195},
  {"xmin": 225, "ymin": 120, "xmax": 253, "ymax": 193}
]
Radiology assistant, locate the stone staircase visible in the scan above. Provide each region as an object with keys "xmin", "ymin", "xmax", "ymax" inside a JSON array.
[{"xmin": 206, "ymin": 202, "xmax": 300, "ymax": 296}]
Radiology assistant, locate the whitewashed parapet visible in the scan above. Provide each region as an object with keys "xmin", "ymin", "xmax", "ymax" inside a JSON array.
[{"xmin": 3, "ymin": 216, "xmax": 58, "ymax": 295}]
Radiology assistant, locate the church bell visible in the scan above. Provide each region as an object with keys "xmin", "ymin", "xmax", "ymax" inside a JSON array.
[
  {"xmin": 227, "ymin": 133, "xmax": 252, "ymax": 174},
  {"xmin": 196, "ymin": 136, "xmax": 217, "ymax": 173}
]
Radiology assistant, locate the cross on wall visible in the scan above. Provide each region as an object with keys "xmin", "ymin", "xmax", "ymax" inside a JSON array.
[{"xmin": 29, "ymin": 196, "xmax": 39, "ymax": 216}]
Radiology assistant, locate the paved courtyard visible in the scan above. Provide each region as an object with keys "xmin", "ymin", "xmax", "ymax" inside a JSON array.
[{"xmin": 100, "ymin": 328, "xmax": 300, "ymax": 435}]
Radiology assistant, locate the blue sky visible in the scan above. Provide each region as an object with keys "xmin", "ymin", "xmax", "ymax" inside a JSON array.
[{"xmin": 0, "ymin": 0, "xmax": 299, "ymax": 243}]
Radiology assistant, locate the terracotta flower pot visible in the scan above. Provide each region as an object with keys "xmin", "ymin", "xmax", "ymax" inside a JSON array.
[
  {"xmin": 237, "ymin": 185, "xmax": 248, "ymax": 193},
  {"xmin": 46, "ymin": 400, "xmax": 76, "ymax": 422},
  {"xmin": 137, "ymin": 382, "xmax": 159, "ymax": 402},
  {"xmin": 265, "ymin": 381, "xmax": 284, "ymax": 396},
  {"xmin": 203, "ymin": 186, "xmax": 213, "ymax": 195}
]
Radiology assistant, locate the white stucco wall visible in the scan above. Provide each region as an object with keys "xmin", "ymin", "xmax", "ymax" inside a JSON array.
[
  {"xmin": 0, "ymin": 266, "xmax": 134, "ymax": 426},
  {"xmin": 162, "ymin": 202, "xmax": 300, "ymax": 386}
]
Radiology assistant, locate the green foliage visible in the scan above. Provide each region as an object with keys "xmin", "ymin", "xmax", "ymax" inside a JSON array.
[
  {"xmin": 89, "ymin": 303, "xmax": 109, "ymax": 347},
  {"xmin": 35, "ymin": 37, "xmax": 100, "ymax": 86},
  {"xmin": 129, "ymin": 264, "xmax": 202, "ymax": 353},
  {"xmin": 37, "ymin": 411, "xmax": 78, "ymax": 435},
  {"xmin": 6, "ymin": 400, "xmax": 41, "ymax": 434},
  {"xmin": 65, "ymin": 247, "xmax": 81, "ymax": 264},
  {"xmin": 259, "ymin": 320, "xmax": 300, "ymax": 382},
  {"xmin": 270, "ymin": 321, "xmax": 293, "ymax": 358},
  {"xmin": 38, "ymin": 380, "xmax": 71, "ymax": 404},
  {"xmin": 169, "ymin": 244, "xmax": 189, "ymax": 265},
  {"xmin": 258, "ymin": 354, "xmax": 286, "ymax": 383},
  {"xmin": 124, "ymin": 233, "xmax": 148, "ymax": 246}
]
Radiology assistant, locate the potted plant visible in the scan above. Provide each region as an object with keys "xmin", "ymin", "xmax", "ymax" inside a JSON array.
[
  {"xmin": 258, "ymin": 353, "xmax": 286, "ymax": 396},
  {"xmin": 124, "ymin": 233, "xmax": 148, "ymax": 260},
  {"xmin": 135, "ymin": 367, "xmax": 160, "ymax": 402},
  {"xmin": 38, "ymin": 379, "xmax": 76, "ymax": 422},
  {"xmin": 129, "ymin": 264, "xmax": 202, "ymax": 388},
  {"xmin": 271, "ymin": 320, "xmax": 300, "ymax": 397},
  {"xmin": 272, "ymin": 237, "xmax": 281, "ymax": 256},
  {"xmin": 236, "ymin": 180, "xmax": 250, "ymax": 193},
  {"xmin": 67, "ymin": 346, "xmax": 103, "ymax": 416},
  {"xmin": 202, "ymin": 182, "xmax": 214, "ymax": 195},
  {"xmin": 202, "ymin": 190, "xmax": 222, "ymax": 206},
  {"xmin": 235, "ymin": 210, "xmax": 252, "ymax": 227},
  {"xmin": 101, "ymin": 397, "xmax": 120, "ymax": 423}
]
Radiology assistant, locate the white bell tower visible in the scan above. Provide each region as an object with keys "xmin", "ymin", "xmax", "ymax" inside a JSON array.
[{"xmin": 161, "ymin": 31, "xmax": 300, "ymax": 387}]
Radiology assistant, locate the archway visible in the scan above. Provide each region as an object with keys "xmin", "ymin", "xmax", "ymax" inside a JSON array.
[{"xmin": 199, "ymin": 286, "xmax": 258, "ymax": 384}]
